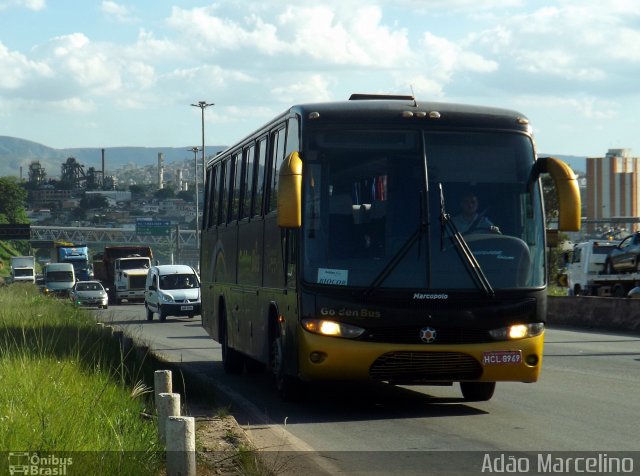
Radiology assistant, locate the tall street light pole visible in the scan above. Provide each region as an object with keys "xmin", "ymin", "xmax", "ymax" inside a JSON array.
[
  {"xmin": 189, "ymin": 146, "xmax": 201, "ymax": 250},
  {"xmin": 191, "ymin": 100, "xmax": 214, "ymax": 201}
]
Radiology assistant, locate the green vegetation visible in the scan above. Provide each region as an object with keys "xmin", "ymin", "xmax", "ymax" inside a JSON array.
[{"xmin": 0, "ymin": 286, "xmax": 163, "ymax": 475}]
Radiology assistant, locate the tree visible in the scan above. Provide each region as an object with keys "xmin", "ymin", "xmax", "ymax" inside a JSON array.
[
  {"xmin": 130, "ymin": 184, "xmax": 153, "ymax": 199},
  {"xmin": 176, "ymin": 190, "xmax": 195, "ymax": 203},
  {"xmin": 154, "ymin": 187, "xmax": 176, "ymax": 200},
  {"xmin": 0, "ymin": 177, "xmax": 29, "ymax": 224},
  {"xmin": 79, "ymin": 194, "xmax": 109, "ymax": 210}
]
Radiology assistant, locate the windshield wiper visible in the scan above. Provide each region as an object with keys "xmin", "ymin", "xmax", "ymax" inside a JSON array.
[
  {"xmin": 363, "ymin": 192, "xmax": 427, "ymax": 297},
  {"xmin": 439, "ymin": 183, "xmax": 495, "ymax": 297}
]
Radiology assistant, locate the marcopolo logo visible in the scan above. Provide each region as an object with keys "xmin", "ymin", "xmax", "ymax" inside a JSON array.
[
  {"xmin": 412, "ymin": 293, "xmax": 448, "ymax": 300},
  {"xmin": 8, "ymin": 452, "xmax": 73, "ymax": 475}
]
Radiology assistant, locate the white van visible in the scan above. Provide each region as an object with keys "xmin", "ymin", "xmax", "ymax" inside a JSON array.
[
  {"xmin": 43, "ymin": 262, "xmax": 76, "ymax": 297},
  {"xmin": 144, "ymin": 264, "xmax": 201, "ymax": 321}
]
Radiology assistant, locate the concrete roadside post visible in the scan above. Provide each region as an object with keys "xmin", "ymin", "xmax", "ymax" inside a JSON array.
[
  {"xmin": 154, "ymin": 369, "xmax": 172, "ymax": 407},
  {"xmin": 157, "ymin": 392, "xmax": 180, "ymax": 445},
  {"xmin": 166, "ymin": 416, "xmax": 196, "ymax": 476}
]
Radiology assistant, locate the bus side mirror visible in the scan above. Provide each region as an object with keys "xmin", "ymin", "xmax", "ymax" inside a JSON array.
[
  {"xmin": 277, "ymin": 151, "xmax": 303, "ymax": 228},
  {"xmin": 533, "ymin": 156, "xmax": 581, "ymax": 231}
]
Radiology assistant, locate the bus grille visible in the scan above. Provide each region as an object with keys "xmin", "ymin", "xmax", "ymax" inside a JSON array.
[
  {"xmin": 361, "ymin": 327, "xmax": 491, "ymax": 344},
  {"xmin": 369, "ymin": 351, "xmax": 482, "ymax": 382}
]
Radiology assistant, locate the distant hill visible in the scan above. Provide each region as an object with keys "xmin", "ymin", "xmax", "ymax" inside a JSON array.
[
  {"xmin": 0, "ymin": 136, "xmax": 587, "ymax": 179},
  {"xmin": 0, "ymin": 136, "xmax": 227, "ymax": 178}
]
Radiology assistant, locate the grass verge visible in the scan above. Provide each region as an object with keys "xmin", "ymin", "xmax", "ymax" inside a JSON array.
[{"xmin": 0, "ymin": 285, "xmax": 163, "ymax": 475}]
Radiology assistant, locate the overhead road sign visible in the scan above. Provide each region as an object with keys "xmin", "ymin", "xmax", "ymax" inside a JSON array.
[
  {"xmin": 0, "ymin": 224, "xmax": 30, "ymax": 240},
  {"xmin": 136, "ymin": 219, "xmax": 171, "ymax": 237}
]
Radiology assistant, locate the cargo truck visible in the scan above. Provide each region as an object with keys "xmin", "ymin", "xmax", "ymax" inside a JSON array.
[
  {"xmin": 56, "ymin": 244, "xmax": 91, "ymax": 281},
  {"xmin": 10, "ymin": 256, "xmax": 36, "ymax": 284},
  {"xmin": 93, "ymin": 246, "xmax": 153, "ymax": 304}
]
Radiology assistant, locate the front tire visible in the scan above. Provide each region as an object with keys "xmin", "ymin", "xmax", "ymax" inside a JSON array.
[
  {"xmin": 158, "ymin": 306, "xmax": 167, "ymax": 322},
  {"xmin": 460, "ymin": 382, "xmax": 496, "ymax": 401},
  {"xmin": 271, "ymin": 335, "xmax": 304, "ymax": 402},
  {"xmin": 146, "ymin": 305, "xmax": 153, "ymax": 321}
]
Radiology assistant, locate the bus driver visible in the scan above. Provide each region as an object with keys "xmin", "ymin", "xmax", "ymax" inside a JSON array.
[{"xmin": 452, "ymin": 190, "xmax": 500, "ymax": 235}]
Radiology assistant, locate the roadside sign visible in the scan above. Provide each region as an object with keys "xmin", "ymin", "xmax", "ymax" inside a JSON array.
[
  {"xmin": 135, "ymin": 219, "xmax": 171, "ymax": 237},
  {"xmin": 0, "ymin": 223, "xmax": 30, "ymax": 240}
]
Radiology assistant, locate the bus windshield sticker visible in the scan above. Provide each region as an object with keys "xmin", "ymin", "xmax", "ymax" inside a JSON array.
[
  {"xmin": 318, "ymin": 268, "xmax": 348, "ymax": 286},
  {"xmin": 482, "ymin": 350, "xmax": 522, "ymax": 365}
]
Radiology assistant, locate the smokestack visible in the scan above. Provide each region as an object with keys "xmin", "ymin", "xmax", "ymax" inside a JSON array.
[
  {"xmin": 176, "ymin": 169, "xmax": 184, "ymax": 190},
  {"xmin": 158, "ymin": 152, "xmax": 164, "ymax": 189},
  {"xmin": 101, "ymin": 148, "xmax": 105, "ymax": 175}
]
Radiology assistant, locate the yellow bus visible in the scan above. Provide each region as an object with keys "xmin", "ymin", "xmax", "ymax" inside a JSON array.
[{"xmin": 200, "ymin": 94, "xmax": 580, "ymax": 401}]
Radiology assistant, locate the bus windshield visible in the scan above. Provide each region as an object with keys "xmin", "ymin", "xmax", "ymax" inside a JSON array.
[{"xmin": 302, "ymin": 129, "xmax": 545, "ymax": 291}]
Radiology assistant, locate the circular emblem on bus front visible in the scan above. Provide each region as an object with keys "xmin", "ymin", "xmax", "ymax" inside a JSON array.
[{"xmin": 420, "ymin": 327, "xmax": 437, "ymax": 344}]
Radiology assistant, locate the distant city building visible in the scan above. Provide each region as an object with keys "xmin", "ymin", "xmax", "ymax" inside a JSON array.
[
  {"xmin": 586, "ymin": 148, "xmax": 640, "ymax": 232},
  {"xmin": 29, "ymin": 189, "xmax": 73, "ymax": 207},
  {"xmin": 85, "ymin": 190, "xmax": 132, "ymax": 203}
]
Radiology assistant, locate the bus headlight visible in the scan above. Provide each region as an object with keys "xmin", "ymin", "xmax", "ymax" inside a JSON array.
[
  {"xmin": 489, "ymin": 323, "xmax": 544, "ymax": 341},
  {"xmin": 302, "ymin": 319, "xmax": 365, "ymax": 339}
]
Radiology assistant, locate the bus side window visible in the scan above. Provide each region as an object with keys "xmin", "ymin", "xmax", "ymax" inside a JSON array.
[
  {"xmin": 236, "ymin": 151, "xmax": 247, "ymax": 220},
  {"xmin": 268, "ymin": 127, "xmax": 286, "ymax": 213},
  {"xmin": 218, "ymin": 160, "xmax": 228, "ymax": 225},
  {"xmin": 285, "ymin": 116, "xmax": 300, "ymax": 157},
  {"xmin": 241, "ymin": 145, "xmax": 254, "ymax": 220},
  {"xmin": 209, "ymin": 164, "xmax": 219, "ymax": 228},
  {"xmin": 202, "ymin": 166, "xmax": 213, "ymax": 230},
  {"xmin": 230, "ymin": 152, "xmax": 242, "ymax": 222},
  {"xmin": 253, "ymin": 136, "xmax": 267, "ymax": 217}
]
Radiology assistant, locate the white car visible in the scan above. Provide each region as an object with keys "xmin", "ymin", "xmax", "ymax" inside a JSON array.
[
  {"xmin": 144, "ymin": 264, "xmax": 201, "ymax": 321},
  {"xmin": 69, "ymin": 280, "xmax": 109, "ymax": 309}
]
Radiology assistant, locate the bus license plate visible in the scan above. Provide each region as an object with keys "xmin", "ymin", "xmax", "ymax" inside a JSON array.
[
  {"xmin": 482, "ymin": 350, "xmax": 522, "ymax": 365},
  {"xmin": 180, "ymin": 305, "xmax": 194, "ymax": 311}
]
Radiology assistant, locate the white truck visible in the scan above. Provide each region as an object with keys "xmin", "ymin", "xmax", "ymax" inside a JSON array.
[
  {"xmin": 565, "ymin": 239, "xmax": 640, "ymax": 297},
  {"xmin": 93, "ymin": 246, "xmax": 152, "ymax": 304},
  {"xmin": 10, "ymin": 256, "xmax": 36, "ymax": 284}
]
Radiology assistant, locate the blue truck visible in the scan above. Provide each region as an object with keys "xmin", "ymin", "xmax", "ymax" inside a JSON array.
[{"xmin": 56, "ymin": 244, "xmax": 91, "ymax": 281}]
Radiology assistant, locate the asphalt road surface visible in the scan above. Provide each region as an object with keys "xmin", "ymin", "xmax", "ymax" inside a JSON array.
[{"xmin": 101, "ymin": 304, "xmax": 640, "ymax": 475}]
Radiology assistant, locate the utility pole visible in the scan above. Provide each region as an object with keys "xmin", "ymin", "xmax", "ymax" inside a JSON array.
[
  {"xmin": 190, "ymin": 101, "xmax": 214, "ymax": 251},
  {"xmin": 188, "ymin": 147, "xmax": 201, "ymax": 249}
]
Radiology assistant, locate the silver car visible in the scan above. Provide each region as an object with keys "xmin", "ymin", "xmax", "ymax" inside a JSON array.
[{"xmin": 69, "ymin": 280, "xmax": 109, "ymax": 309}]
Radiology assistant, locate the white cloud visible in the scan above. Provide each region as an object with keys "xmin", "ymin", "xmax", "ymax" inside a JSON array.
[
  {"xmin": 0, "ymin": 0, "xmax": 45, "ymax": 11},
  {"xmin": 271, "ymin": 75, "xmax": 333, "ymax": 103},
  {"xmin": 0, "ymin": 42, "xmax": 52, "ymax": 89},
  {"xmin": 101, "ymin": 1, "xmax": 134, "ymax": 23},
  {"xmin": 420, "ymin": 32, "xmax": 498, "ymax": 84}
]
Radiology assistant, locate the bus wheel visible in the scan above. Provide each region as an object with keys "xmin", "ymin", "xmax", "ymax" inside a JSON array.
[
  {"xmin": 460, "ymin": 382, "xmax": 496, "ymax": 401},
  {"xmin": 221, "ymin": 316, "xmax": 244, "ymax": 374},
  {"xmin": 271, "ymin": 336, "xmax": 304, "ymax": 402}
]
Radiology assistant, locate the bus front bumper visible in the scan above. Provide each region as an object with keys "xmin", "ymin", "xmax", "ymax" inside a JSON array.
[{"xmin": 298, "ymin": 328, "xmax": 544, "ymax": 384}]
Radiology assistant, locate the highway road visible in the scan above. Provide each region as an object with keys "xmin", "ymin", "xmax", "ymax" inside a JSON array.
[{"xmin": 102, "ymin": 304, "xmax": 640, "ymax": 475}]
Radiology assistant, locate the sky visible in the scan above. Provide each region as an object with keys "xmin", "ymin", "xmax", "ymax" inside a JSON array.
[{"xmin": 0, "ymin": 0, "xmax": 639, "ymax": 157}]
